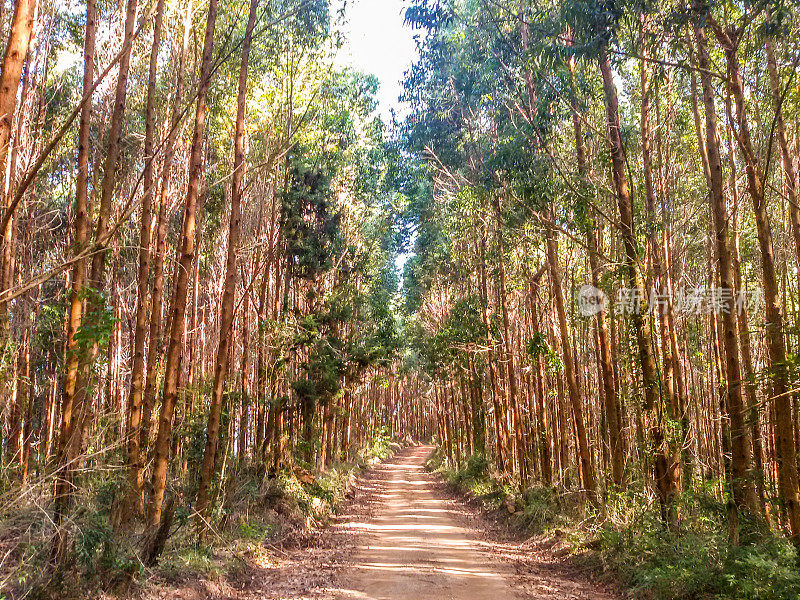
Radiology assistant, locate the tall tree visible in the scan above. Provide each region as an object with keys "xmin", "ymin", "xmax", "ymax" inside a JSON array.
[
  {"xmin": 693, "ymin": 8, "xmax": 758, "ymax": 519},
  {"xmin": 0, "ymin": 0, "xmax": 37, "ymax": 354},
  {"xmin": 708, "ymin": 5, "xmax": 800, "ymax": 539},
  {"xmin": 124, "ymin": 0, "xmax": 167, "ymax": 520},
  {"xmin": 146, "ymin": 0, "xmax": 220, "ymax": 545},
  {"xmin": 195, "ymin": 0, "xmax": 260, "ymax": 534},
  {"xmin": 52, "ymin": 0, "xmax": 95, "ymax": 562},
  {"xmin": 597, "ymin": 39, "xmax": 676, "ymax": 521}
]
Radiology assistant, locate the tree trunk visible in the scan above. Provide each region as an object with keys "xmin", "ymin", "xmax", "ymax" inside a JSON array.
[
  {"xmin": 70, "ymin": 0, "xmax": 139, "ymax": 470},
  {"xmin": 640, "ymin": 40, "xmax": 682, "ymax": 514},
  {"xmin": 598, "ymin": 42, "xmax": 670, "ymax": 519},
  {"xmin": 694, "ymin": 17, "xmax": 757, "ymax": 513},
  {"xmin": 141, "ymin": 0, "xmax": 193, "ymax": 453},
  {"xmin": 124, "ymin": 0, "xmax": 166, "ymax": 521},
  {"xmin": 712, "ymin": 21, "xmax": 799, "ymax": 538},
  {"xmin": 194, "ymin": 0, "xmax": 257, "ymax": 534},
  {"xmin": 545, "ymin": 225, "xmax": 597, "ymax": 500},
  {"xmin": 766, "ymin": 40, "xmax": 800, "ymax": 306},
  {"xmin": 52, "ymin": 0, "xmax": 95, "ymax": 562},
  {"xmin": 0, "ymin": 0, "xmax": 37, "ymax": 347},
  {"xmin": 477, "ymin": 230, "xmax": 509, "ymax": 476},
  {"xmin": 492, "ymin": 195, "xmax": 524, "ymax": 483},
  {"xmin": 529, "ymin": 282, "xmax": 552, "ymax": 485},
  {"xmin": 146, "ymin": 0, "xmax": 219, "ymax": 532},
  {"xmin": 567, "ymin": 55, "xmax": 623, "ymax": 487}
]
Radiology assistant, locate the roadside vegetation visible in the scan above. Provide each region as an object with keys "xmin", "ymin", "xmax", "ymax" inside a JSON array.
[
  {"xmin": 0, "ymin": 434, "xmax": 399, "ymax": 598},
  {"xmin": 430, "ymin": 450, "xmax": 800, "ymax": 600}
]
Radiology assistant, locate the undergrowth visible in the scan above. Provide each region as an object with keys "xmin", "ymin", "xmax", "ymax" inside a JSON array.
[
  {"xmin": 428, "ymin": 449, "xmax": 800, "ymax": 600},
  {"xmin": 0, "ymin": 432, "xmax": 403, "ymax": 599}
]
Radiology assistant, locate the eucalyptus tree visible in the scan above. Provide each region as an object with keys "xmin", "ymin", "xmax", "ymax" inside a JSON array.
[
  {"xmin": 52, "ymin": 0, "xmax": 96, "ymax": 562},
  {"xmin": 0, "ymin": 0, "xmax": 37, "ymax": 352},
  {"xmin": 194, "ymin": 0, "xmax": 261, "ymax": 537},
  {"xmin": 703, "ymin": 0, "xmax": 800, "ymax": 542}
]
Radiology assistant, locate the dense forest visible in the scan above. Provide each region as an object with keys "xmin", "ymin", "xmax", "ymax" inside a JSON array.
[{"xmin": 1, "ymin": 0, "xmax": 800, "ymax": 597}]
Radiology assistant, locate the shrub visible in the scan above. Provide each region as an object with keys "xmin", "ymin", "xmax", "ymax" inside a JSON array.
[
  {"xmin": 594, "ymin": 491, "xmax": 800, "ymax": 600},
  {"xmin": 432, "ymin": 449, "xmax": 800, "ymax": 600}
]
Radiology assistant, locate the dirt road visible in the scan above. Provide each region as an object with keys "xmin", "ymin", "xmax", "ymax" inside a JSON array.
[
  {"xmin": 333, "ymin": 446, "xmax": 517, "ymax": 599},
  {"xmin": 136, "ymin": 447, "xmax": 617, "ymax": 599}
]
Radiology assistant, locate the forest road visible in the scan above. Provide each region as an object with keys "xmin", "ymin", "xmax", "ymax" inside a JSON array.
[{"xmin": 334, "ymin": 445, "xmax": 519, "ymax": 600}]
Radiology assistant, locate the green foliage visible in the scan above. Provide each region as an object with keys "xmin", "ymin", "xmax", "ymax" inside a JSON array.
[
  {"xmin": 514, "ymin": 487, "xmax": 571, "ymax": 534},
  {"xmin": 236, "ymin": 520, "xmax": 275, "ymax": 541},
  {"xmin": 73, "ymin": 512, "xmax": 112, "ymax": 576},
  {"xmin": 70, "ymin": 288, "xmax": 117, "ymax": 360},
  {"xmin": 432, "ymin": 443, "xmax": 800, "ymax": 600},
  {"xmin": 159, "ymin": 546, "xmax": 223, "ymax": 581},
  {"xmin": 525, "ymin": 332, "xmax": 564, "ymax": 372},
  {"xmin": 597, "ymin": 503, "xmax": 800, "ymax": 600},
  {"xmin": 292, "ymin": 340, "xmax": 345, "ymax": 406},
  {"xmin": 406, "ymin": 295, "xmax": 488, "ymax": 381},
  {"xmin": 281, "ymin": 157, "xmax": 342, "ymax": 281},
  {"xmin": 277, "ymin": 451, "xmax": 378, "ymax": 521},
  {"xmin": 448, "ymin": 452, "xmax": 484, "ymax": 478},
  {"xmin": 358, "ymin": 426, "xmax": 394, "ymax": 463},
  {"xmin": 34, "ymin": 296, "xmax": 66, "ymax": 353},
  {"xmin": 429, "ymin": 451, "xmax": 515, "ymax": 509}
]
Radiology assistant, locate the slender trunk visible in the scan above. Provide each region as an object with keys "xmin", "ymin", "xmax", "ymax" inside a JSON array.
[
  {"xmin": 545, "ymin": 225, "xmax": 597, "ymax": 500},
  {"xmin": 477, "ymin": 231, "xmax": 509, "ymax": 476},
  {"xmin": 587, "ymin": 225, "xmax": 623, "ymax": 487},
  {"xmin": 256, "ymin": 260, "xmax": 269, "ymax": 460},
  {"xmin": 238, "ymin": 307, "xmax": 250, "ymax": 461},
  {"xmin": 724, "ymin": 90, "xmax": 766, "ymax": 514},
  {"xmin": 694, "ymin": 17, "xmax": 757, "ymax": 513},
  {"xmin": 52, "ymin": 0, "xmax": 95, "ymax": 562},
  {"xmin": 640, "ymin": 39, "xmax": 681, "ymax": 515},
  {"xmin": 567, "ymin": 55, "xmax": 623, "ymax": 486},
  {"xmin": 0, "ymin": 0, "xmax": 37, "ymax": 346},
  {"xmin": 492, "ymin": 195, "xmax": 524, "ymax": 482},
  {"xmin": 766, "ymin": 41, "xmax": 800, "ymax": 301},
  {"xmin": 70, "ymin": 0, "xmax": 139, "ymax": 468},
  {"xmin": 194, "ymin": 0, "xmax": 257, "ymax": 534},
  {"xmin": 124, "ymin": 0, "xmax": 166, "ymax": 521},
  {"xmin": 146, "ymin": 0, "xmax": 219, "ymax": 537},
  {"xmin": 712, "ymin": 23, "xmax": 799, "ymax": 537},
  {"xmin": 598, "ymin": 42, "xmax": 669, "ymax": 518},
  {"xmin": 529, "ymin": 283, "xmax": 552, "ymax": 485},
  {"xmin": 141, "ymin": 1, "xmax": 193, "ymax": 451}
]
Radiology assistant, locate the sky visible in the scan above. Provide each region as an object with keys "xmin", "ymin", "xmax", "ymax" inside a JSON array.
[
  {"xmin": 334, "ymin": 0, "xmax": 420, "ymax": 277},
  {"xmin": 335, "ymin": 0, "xmax": 419, "ymax": 125}
]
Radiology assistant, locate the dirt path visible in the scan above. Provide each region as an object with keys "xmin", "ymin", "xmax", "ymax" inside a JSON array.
[
  {"xmin": 135, "ymin": 447, "xmax": 617, "ymax": 599},
  {"xmin": 333, "ymin": 446, "xmax": 516, "ymax": 599}
]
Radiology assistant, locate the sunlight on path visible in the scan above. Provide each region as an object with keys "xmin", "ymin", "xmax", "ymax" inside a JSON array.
[{"xmin": 334, "ymin": 447, "xmax": 517, "ymax": 600}]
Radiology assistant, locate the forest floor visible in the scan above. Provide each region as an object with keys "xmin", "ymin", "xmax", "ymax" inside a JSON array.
[{"xmin": 133, "ymin": 446, "xmax": 618, "ymax": 600}]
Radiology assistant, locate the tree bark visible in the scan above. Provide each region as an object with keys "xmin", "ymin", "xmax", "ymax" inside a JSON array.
[
  {"xmin": 124, "ymin": 0, "xmax": 166, "ymax": 521},
  {"xmin": 711, "ymin": 19, "xmax": 799, "ymax": 538},
  {"xmin": 492, "ymin": 195, "xmax": 524, "ymax": 483},
  {"xmin": 52, "ymin": 0, "xmax": 95, "ymax": 562},
  {"xmin": 0, "ymin": 0, "xmax": 37, "ymax": 340},
  {"xmin": 477, "ymin": 230, "xmax": 509, "ymax": 476},
  {"xmin": 146, "ymin": 0, "xmax": 219, "ymax": 532},
  {"xmin": 194, "ymin": 0, "xmax": 257, "ymax": 534},
  {"xmin": 694, "ymin": 16, "xmax": 758, "ymax": 513},
  {"xmin": 545, "ymin": 225, "xmax": 597, "ymax": 500},
  {"xmin": 567, "ymin": 54, "xmax": 623, "ymax": 487},
  {"xmin": 640, "ymin": 39, "xmax": 681, "ymax": 515},
  {"xmin": 141, "ymin": 0, "xmax": 193, "ymax": 453},
  {"xmin": 69, "ymin": 0, "xmax": 139, "ymax": 469},
  {"xmin": 598, "ymin": 42, "xmax": 670, "ymax": 518}
]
